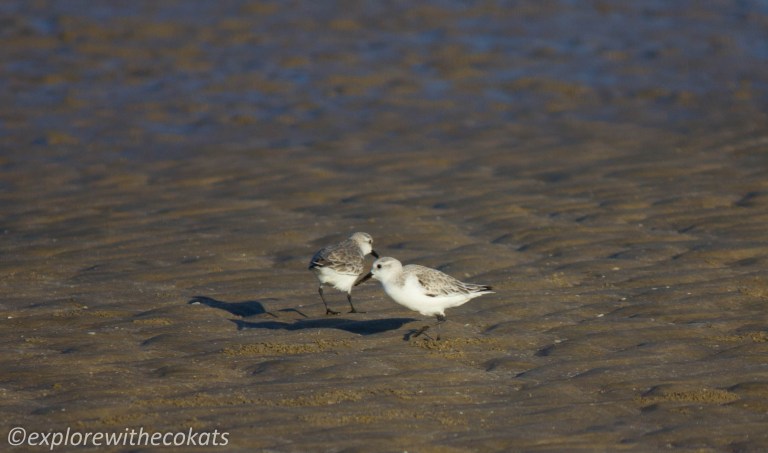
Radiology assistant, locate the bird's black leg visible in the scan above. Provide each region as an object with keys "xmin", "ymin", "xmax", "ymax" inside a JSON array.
[
  {"xmin": 346, "ymin": 293, "xmax": 364, "ymax": 313},
  {"xmin": 319, "ymin": 287, "xmax": 339, "ymax": 315},
  {"xmin": 435, "ymin": 314, "xmax": 446, "ymax": 340}
]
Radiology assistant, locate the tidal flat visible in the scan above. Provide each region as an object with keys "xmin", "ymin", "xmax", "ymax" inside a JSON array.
[{"xmin": 2, "ymin": 1, "xmax": 768, "ymax": 451}]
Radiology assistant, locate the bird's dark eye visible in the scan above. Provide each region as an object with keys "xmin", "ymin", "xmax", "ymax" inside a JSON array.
[{"xmin": 376, "ymin": 264, "xmax": 382, "ymax": 269}]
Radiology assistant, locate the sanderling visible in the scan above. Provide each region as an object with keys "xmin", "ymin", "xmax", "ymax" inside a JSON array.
[
  {"xmin": 308, "ymin": 232, "xmax": 379, "ymax": 315},
  {"xmin": 356, "ymin": 256, "xmax": 493, "ymax": 339}
]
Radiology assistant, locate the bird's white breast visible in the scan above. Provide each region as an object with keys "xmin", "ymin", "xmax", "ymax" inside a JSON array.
[
  {"xmin": 314, "ymin": 267, "xmax": 358, "ymax": 292},
  {"xmin": 382, "ymin": 274, "xmax": 470, "ymax": 317}
]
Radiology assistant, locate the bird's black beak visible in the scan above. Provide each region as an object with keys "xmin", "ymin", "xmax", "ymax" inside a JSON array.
[
  {"xmin": 354, "ymin": 271, "xmax": 373, "ymax": 287},
  {"xmin": 371, "ymin": 249, "xmax": 380, "ymax": 258}
]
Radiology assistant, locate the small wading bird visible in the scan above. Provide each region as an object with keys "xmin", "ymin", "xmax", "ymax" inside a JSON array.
[
  {"xmin": 356, "ymin": 256, "xmax": 493, "ymax": 339},
  {"xmin": 308, "ymin": 232, "xmax": 379, "ymax": 315}
]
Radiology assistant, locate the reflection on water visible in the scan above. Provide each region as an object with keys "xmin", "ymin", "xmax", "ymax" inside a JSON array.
[{"xmin": 2, "ymin": 1, "xmax": 766, "ymax": 161}]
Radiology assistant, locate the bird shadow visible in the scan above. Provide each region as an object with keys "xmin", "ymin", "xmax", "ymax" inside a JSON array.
[
  {"xmin": 188, "ymin": 295, "xmax": 306, "ymax": 318},
  {"xmin": 232, "ymin": 317, "xmax": 416, "ymax": 336},
  {"xmin": 189, "ymin": 295, "xmax": 415, "ymax": 336},
  {"xmin": 403, "ymin": 328, "xmax": 430, "ymax": 341}
]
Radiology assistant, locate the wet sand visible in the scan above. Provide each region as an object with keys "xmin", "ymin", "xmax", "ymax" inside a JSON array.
[{"xmin": 2, "ymin": 1, "xmax": 768, "ymax": 451}]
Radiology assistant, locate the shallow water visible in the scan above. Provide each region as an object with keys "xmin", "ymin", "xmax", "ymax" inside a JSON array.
[{"xmin": 2, "ymin": 1, "xmax": 768, "ymax": 451}]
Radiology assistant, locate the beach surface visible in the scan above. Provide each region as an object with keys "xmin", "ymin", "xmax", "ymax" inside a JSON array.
[{"xmin": 2, "ymin": 1, "xmax": 768, "ymax": 451}]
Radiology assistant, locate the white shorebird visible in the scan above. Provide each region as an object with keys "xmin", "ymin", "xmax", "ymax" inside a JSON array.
[
  {"xmin": 356, "ymin": 256, "xmax": 493, "ymax": 339},
  {"xmin": 308, "ymin": 232, "xmax": 379, "ymax": 315}
]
